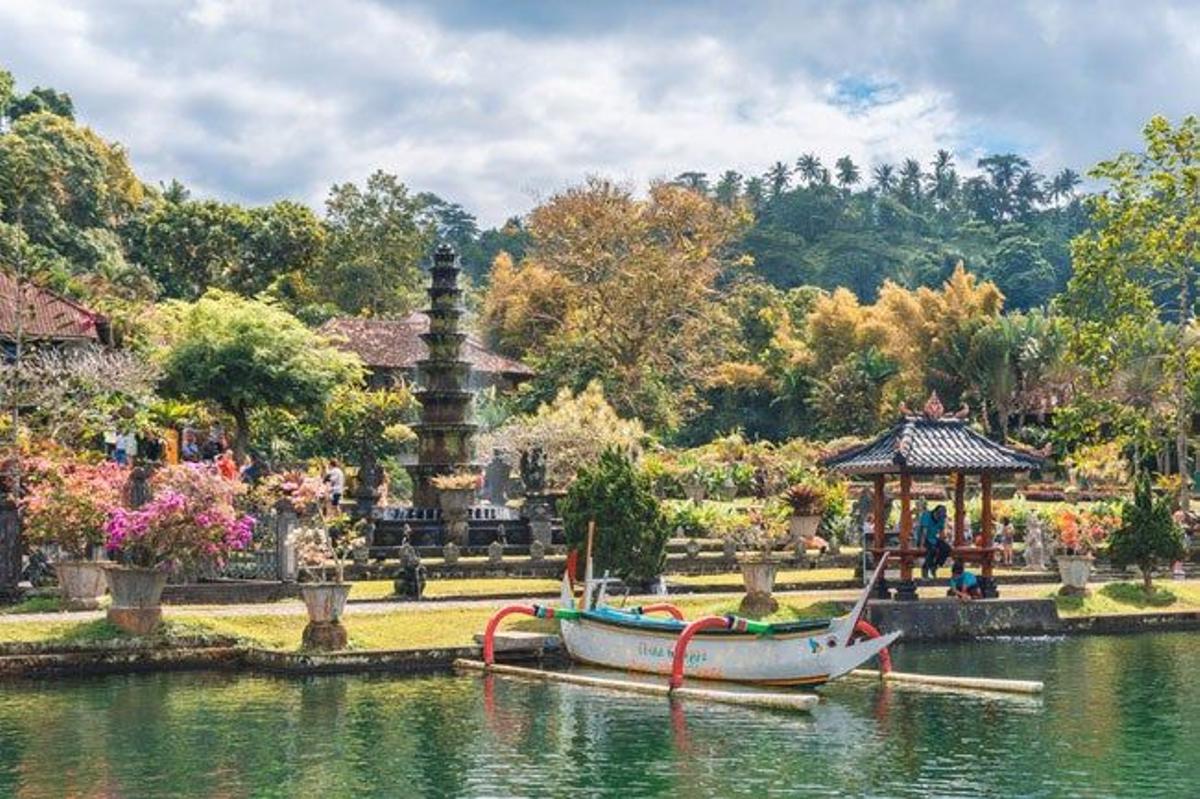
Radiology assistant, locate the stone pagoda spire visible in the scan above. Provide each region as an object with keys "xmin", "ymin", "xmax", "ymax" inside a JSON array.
[{"xmin": 406, "ymin": 243, "xmax": 478, "ymax": 507}]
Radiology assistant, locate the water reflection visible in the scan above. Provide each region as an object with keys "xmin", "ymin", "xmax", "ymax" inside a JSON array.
[{"xmin": 0, "ymin": 633, "xmax": 1198, "ymax": 797}]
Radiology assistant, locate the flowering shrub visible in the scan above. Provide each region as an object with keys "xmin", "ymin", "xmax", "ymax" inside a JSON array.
[
  {"xmin": 783, "ymin": 483, "xmax": 827, "ymax": 516},
  {"xmin": 287, "ymin": 513, "xmax": 366, "ymax": 583},
  {"xmin": 432, "ymin": 472, "xmax": 479, "ymax": 491},
  {"xmin": 21, "ymin": 460, "xmax": 128, "ymax": 558},
  {"xmin": 254, "ymin": 470, "xmax": 326, "ymax": 516},
  {"xmin": 104, "ymin": 464, "xmax": 255, "ymax": 569},
  {"xmin": 1052, "ymin": 506, "xmax": 1120, "ymax": 555}
]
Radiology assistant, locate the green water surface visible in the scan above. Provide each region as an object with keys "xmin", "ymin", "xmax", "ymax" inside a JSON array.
[{"xmin": 1, "ymin": 632, "xmax": 1197, "ymax": 797}]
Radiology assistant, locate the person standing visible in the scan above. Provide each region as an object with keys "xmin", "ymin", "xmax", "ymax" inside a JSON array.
[
  {"xmin": 919, "ymin": 504, "xmax": 947, "ymax": 580},
  {"xmin": 216, "ymin": 450, "xmax": 239, "ymax": 481},
  {"xmin": 181, "ymin": 430, "xmax": 201, "ymax": 463},
  {"xmin": 325, "ymin": 459, "xmax": 345, "ymax": 513},
  {"xmin": 114, "ymin": 430, "xmax": 137, "ymax": 466}
]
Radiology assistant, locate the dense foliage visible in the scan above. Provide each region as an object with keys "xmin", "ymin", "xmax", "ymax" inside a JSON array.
[
  {"xmin": 559, "ymin": 448, "xmax": 670, "ymax": 586},
  {"xmin": 1110, "ymin": 475, "xmax": 1185, "ymax": 591}
]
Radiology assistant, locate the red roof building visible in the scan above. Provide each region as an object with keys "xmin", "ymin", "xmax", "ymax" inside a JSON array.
[
  {"xmin": 0, "ymin": 272, "xmax": 108, "ymax": 346},
  {"xmin": 319, "ymin": 313, "xmax": 534, "ymax": 391}
]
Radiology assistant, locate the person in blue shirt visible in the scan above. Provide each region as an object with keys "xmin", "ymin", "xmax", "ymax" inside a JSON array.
[
  {"xmin": 919, "ymin": 505, "xmax": 948, "ymax": 580},
  {"xmin": 948, "ymin": 560, "xmax": 982, "ymax": 600}
]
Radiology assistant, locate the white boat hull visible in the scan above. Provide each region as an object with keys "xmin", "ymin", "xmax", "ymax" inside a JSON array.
[{"xmin": 560, "ymin": 613, "xmax": 898, "ymax": 686}]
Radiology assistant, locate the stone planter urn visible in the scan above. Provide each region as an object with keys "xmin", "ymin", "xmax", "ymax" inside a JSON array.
[
  {"xmin": 442, "ymin": 541, "xmax": 460, "ymax": 565},
  {"xmin": 788, "ymin": 515, "xmax": 822, "ymax": 546},
  {"xmin": 438, "ymin": 488, "xmax": 474, "ymax": 546},
  {"xmin": 1057, "ymin": 554, "xmax": 1093, "ymax": 595},
  {"xmin": 105, "ymin": 566, "xmax": 167, "ymax": 635},
  {"xmin": 56, "ymin": 560, "xmax": 108, "ymax": 610},
  {"xmin": 300, "ymin": 583, "xmax": 352, "ymax": 650},
  {"xmin": 737, "ymin": 553, "xmax": 781, "ymax": 617}
]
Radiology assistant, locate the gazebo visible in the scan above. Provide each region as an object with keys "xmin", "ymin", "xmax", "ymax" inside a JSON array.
[{"xmin": 821, "ymin": 394, "xmax": 1044, "ymax": 600}]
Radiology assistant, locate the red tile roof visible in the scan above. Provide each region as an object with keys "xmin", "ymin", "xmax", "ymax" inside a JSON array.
[
  {"xmin": 319, "ymin": 313, "xmax": 535, "ymax": 377},
  {"xmin": 0, "ymin": 271, "xmax": 103, "ymax": 342}
]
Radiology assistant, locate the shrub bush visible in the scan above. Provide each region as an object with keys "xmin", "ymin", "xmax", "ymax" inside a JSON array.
[{"xmin": 559, "ymin": 448, "xmax": 669, "ymax": 586}]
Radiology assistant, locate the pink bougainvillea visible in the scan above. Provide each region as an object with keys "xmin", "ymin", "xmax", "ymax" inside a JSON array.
[
  {"xmin": 20, "ymin": 458, "xmax": 128, "ymax": 558},
  {"xmin": 104, "ymin": 464, "xmax": 255, "ymax": 569}
]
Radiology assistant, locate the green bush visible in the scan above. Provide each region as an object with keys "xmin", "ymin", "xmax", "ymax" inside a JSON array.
[
  {"xmin": 560, "ymin": 448, "xmax": 670, "ymax": 586},
  {"xmin": 1109, "ymin": 474, "xmax": 1184, "ymax": 592}
]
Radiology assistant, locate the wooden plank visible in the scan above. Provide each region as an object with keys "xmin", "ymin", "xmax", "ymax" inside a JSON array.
[
  {"xmin": 454, "ymin": 659, "xmax": 819, "ymax": 712},
  {"xmin": 849, "ymin": 668, "xmax": 1043, "ymax": 694}
]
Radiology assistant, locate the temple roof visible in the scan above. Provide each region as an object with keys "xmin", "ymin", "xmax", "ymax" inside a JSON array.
[
  {"xmin": 0, "ymin": 272, "xmax": 104, "ymax": 342},
  {"xmin": 821, "ymin": 416, "xmax": 1044, "ymax": 475},
  {"xmin": 319, "ymin": 313, "xmax": 534, "ymax": 378}
]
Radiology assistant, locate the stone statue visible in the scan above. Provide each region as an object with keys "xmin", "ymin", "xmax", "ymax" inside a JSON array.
[
  {"xmin": 488, "ymin": 526, "xmax": 506, "ymax": 565},
  {"xmin": 527, "ymin": 501, "xmax": 553, "ymax": 547},
  {"xmin": 482, "ymin": 449, "xmax": 514, "ymax": 506},
  {"xmin": 519, "ymin": 447, "xmax": 547, "ymax": 495},
  {"xmin": 393, "ymin": 524, "xmax": 426, "ymax": 599},
  {"xmin": 1024, "ymin": 516, "xmax": 1047, "ymax": 571}
]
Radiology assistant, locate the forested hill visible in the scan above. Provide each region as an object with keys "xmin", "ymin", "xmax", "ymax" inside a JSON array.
[
  {"xmin": 673, "ymin": 153, "xmax": 1087, "ymax": 309},
  {"xmin": 1, "ymin": 62, "xmax": 1086, "ymax": 323}
]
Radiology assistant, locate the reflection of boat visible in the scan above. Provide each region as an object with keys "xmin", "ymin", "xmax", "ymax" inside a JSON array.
[{"xmin": 555, "ymin": 557, "xmax": 898, "ymax": 687}]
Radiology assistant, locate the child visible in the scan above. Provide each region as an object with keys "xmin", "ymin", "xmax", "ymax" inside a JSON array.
[
  {"xmin": 999, "ymin": 516, "xmax": 1015, "ymax": 566},
  {"xmin": 948, "ymin": 560, "xmax": 982, "ymax": 600}
]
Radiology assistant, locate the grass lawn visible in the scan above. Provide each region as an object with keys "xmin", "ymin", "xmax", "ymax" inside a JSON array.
[
  {"xmin": 0, "ymin": 595, "xmax": 840, "ymax": 651},
  {"xmin": 1053, "ymin": 581, "xmax": 1200, "ymax": 616},
  {"xmin": 349, "ymin": 577, "xmax": 562, "ymax": 601}
]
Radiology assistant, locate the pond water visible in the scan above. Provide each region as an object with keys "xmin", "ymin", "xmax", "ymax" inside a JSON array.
[{"xmin": 1, "ymin": 632, "xmax": 1198, "ymax": 798}]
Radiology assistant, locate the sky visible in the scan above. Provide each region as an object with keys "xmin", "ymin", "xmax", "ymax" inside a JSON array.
[{"xmin": 1, "ymin": 0, "xmax": 1197, "ymax": 226}]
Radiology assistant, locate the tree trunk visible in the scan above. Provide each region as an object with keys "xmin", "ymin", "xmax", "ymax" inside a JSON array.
[
  {"xmin": 231, "ymin": 405, "xmax": 250, "ymax": 464},
  {"xmin": 1177, "ymin": 275, "xmax": 1192, "ymax": 514},
  {"xmin": 1143, "ymin": 563, "xmax": 1154, "ymax": 593}
]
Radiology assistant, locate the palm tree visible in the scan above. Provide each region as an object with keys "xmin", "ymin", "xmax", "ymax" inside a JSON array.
[
  {"xmin": 795, "ymin": 153, "xmax": 825, "ymax": 187},
  {"xmin": 673, "ymin": 171, "xmax": 709, "ymax": 193},
  {"xmin": 977, "ymin": 153, "xmax": 1030, "ymax": 221},
  {"xmin": 1047, "ymin": 168, "xmax": 1082, "ymax": 206},
  {"xmin": 714, "ymin": 170, "xmax": 743, "ymax": 207},
  {"xmin": 764, "ymin": 161, "xmax": 791, "ymax": 199},
  {"xmin": 927, "ymin": 149, "xmax": 958, "ymax": 209},
  {"xmin": 834, "ymin": 155, "xmax": 861, "ymax": 191},
  {"xmin": 872, "ymin": 163, "xmax": 897, "ymax": 195},
  {"xmin": 743, "ymin": 176, "xmax": 766, "ymax": 210},
  {"xmin": 1014, "ymin": 170, "xmax": 1045, "ymax": 218},
  {"xmin": 898, "ymin": 158, "xmax": 924, "ymax": 208}
]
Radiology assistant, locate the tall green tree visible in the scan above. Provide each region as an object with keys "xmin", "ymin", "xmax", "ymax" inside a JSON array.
[
  {"xmin": 320, "ymin": 170, "xmax": 432, "ymax": 316},
  {"xmin": 1062, "ymin": 115, "xmax": 1200, "ymax": 508},
  {"xmin": 156, "ymin": 290, "xmax": 362, "ymax": 458}
]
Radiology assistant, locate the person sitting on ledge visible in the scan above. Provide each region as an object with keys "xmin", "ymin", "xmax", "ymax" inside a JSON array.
[{"xmin": 948, "ymin": 560, "xmax": 982, "ymax": 600}]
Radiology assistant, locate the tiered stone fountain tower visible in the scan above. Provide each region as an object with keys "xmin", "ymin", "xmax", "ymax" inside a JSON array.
[{"xmin": 406, "ymin": 243, "xmax": 478, "ymax": 507}]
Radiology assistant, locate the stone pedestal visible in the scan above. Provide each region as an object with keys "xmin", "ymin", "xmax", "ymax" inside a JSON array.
[
  {"xmin": 108, "ymin": 607, "xmax": 162, "ymax": 635},
  {"xmin": 302, "ymin": 621, "xmax": 348, "ymax": 650},
  {"xmin": 0, "ymin": 495, "xmax": 23, "ymax": 601},
  {"xmin": 526, "ymin": 500, "xmax": 554, "ymax": 547},
  {"xmin": 488, "ymin": 539, "xmax": 504, "ymax": 565},
  {"xmin": 274, "ymin": 503, "xmax": 299, "ymax": 582}
]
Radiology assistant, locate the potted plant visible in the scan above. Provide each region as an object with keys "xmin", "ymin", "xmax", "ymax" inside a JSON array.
[
  {"xmin": 288, "ymin": 513, "xmax": 366, "ymax": 650},
  {"xmin": 733, "ymin": 510, "xmax": 788, "ymax": 617},
  {"xmin": 433, "ymin": 472, "xmax": 477, "ymax": 545},
  {"xmin": 783, "ymin": 483, "xmax": 827, "ymax": 545},
  {"xmin": 1052, "ymin": 506, "xmax": 1116, "ymax": 595},
  {"xmin": 103, "ymin": 465, "xmax": 255, "ymax": 634},
  {"xmin": 21, "ymin": 459, "xmax": 126, "ymax": 609}
]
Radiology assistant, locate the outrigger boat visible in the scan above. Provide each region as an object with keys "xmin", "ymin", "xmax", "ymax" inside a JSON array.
[{"xmin": 483, "ymin": 554, "xmax": 899, "ymax": 689}]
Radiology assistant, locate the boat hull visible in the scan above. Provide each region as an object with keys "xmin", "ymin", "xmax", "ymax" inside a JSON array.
[{"xmin": 560, "ymin": 613, "xmax": 898, "ymax": 686}]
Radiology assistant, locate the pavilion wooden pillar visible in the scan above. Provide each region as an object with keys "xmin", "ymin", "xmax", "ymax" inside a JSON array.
[
  {"xmin": 872, "ymin": 475, "xmax": 885, "ymax": 553},
  {"xmin": 871, "ymin": 475, "xmax": 890, "ymax": 599},
  {"xmin": 953, "ymin": 473, "xmax": 965, "ymax": 548},
  {"xmin": 895, "ymin": 472, "xmax": 918, "ymax": 600},
  {"xmin": 979, "ymin": 473, "xmax": 999, "ymax": 598}
]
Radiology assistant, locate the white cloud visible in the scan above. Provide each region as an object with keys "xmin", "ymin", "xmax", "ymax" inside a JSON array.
[{"xmin": 1, "ymin": 0, "xmax": 1197, "ymax": 225}]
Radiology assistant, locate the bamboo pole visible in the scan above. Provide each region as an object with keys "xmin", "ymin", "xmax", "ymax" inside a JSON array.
[
  {"xmin": 849, "ymin": 668, "xmax": 1043, "ymax": 695},
  {"xmin": 455, "ymin": 659, "xmax": 819, "ymax": 712}
]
